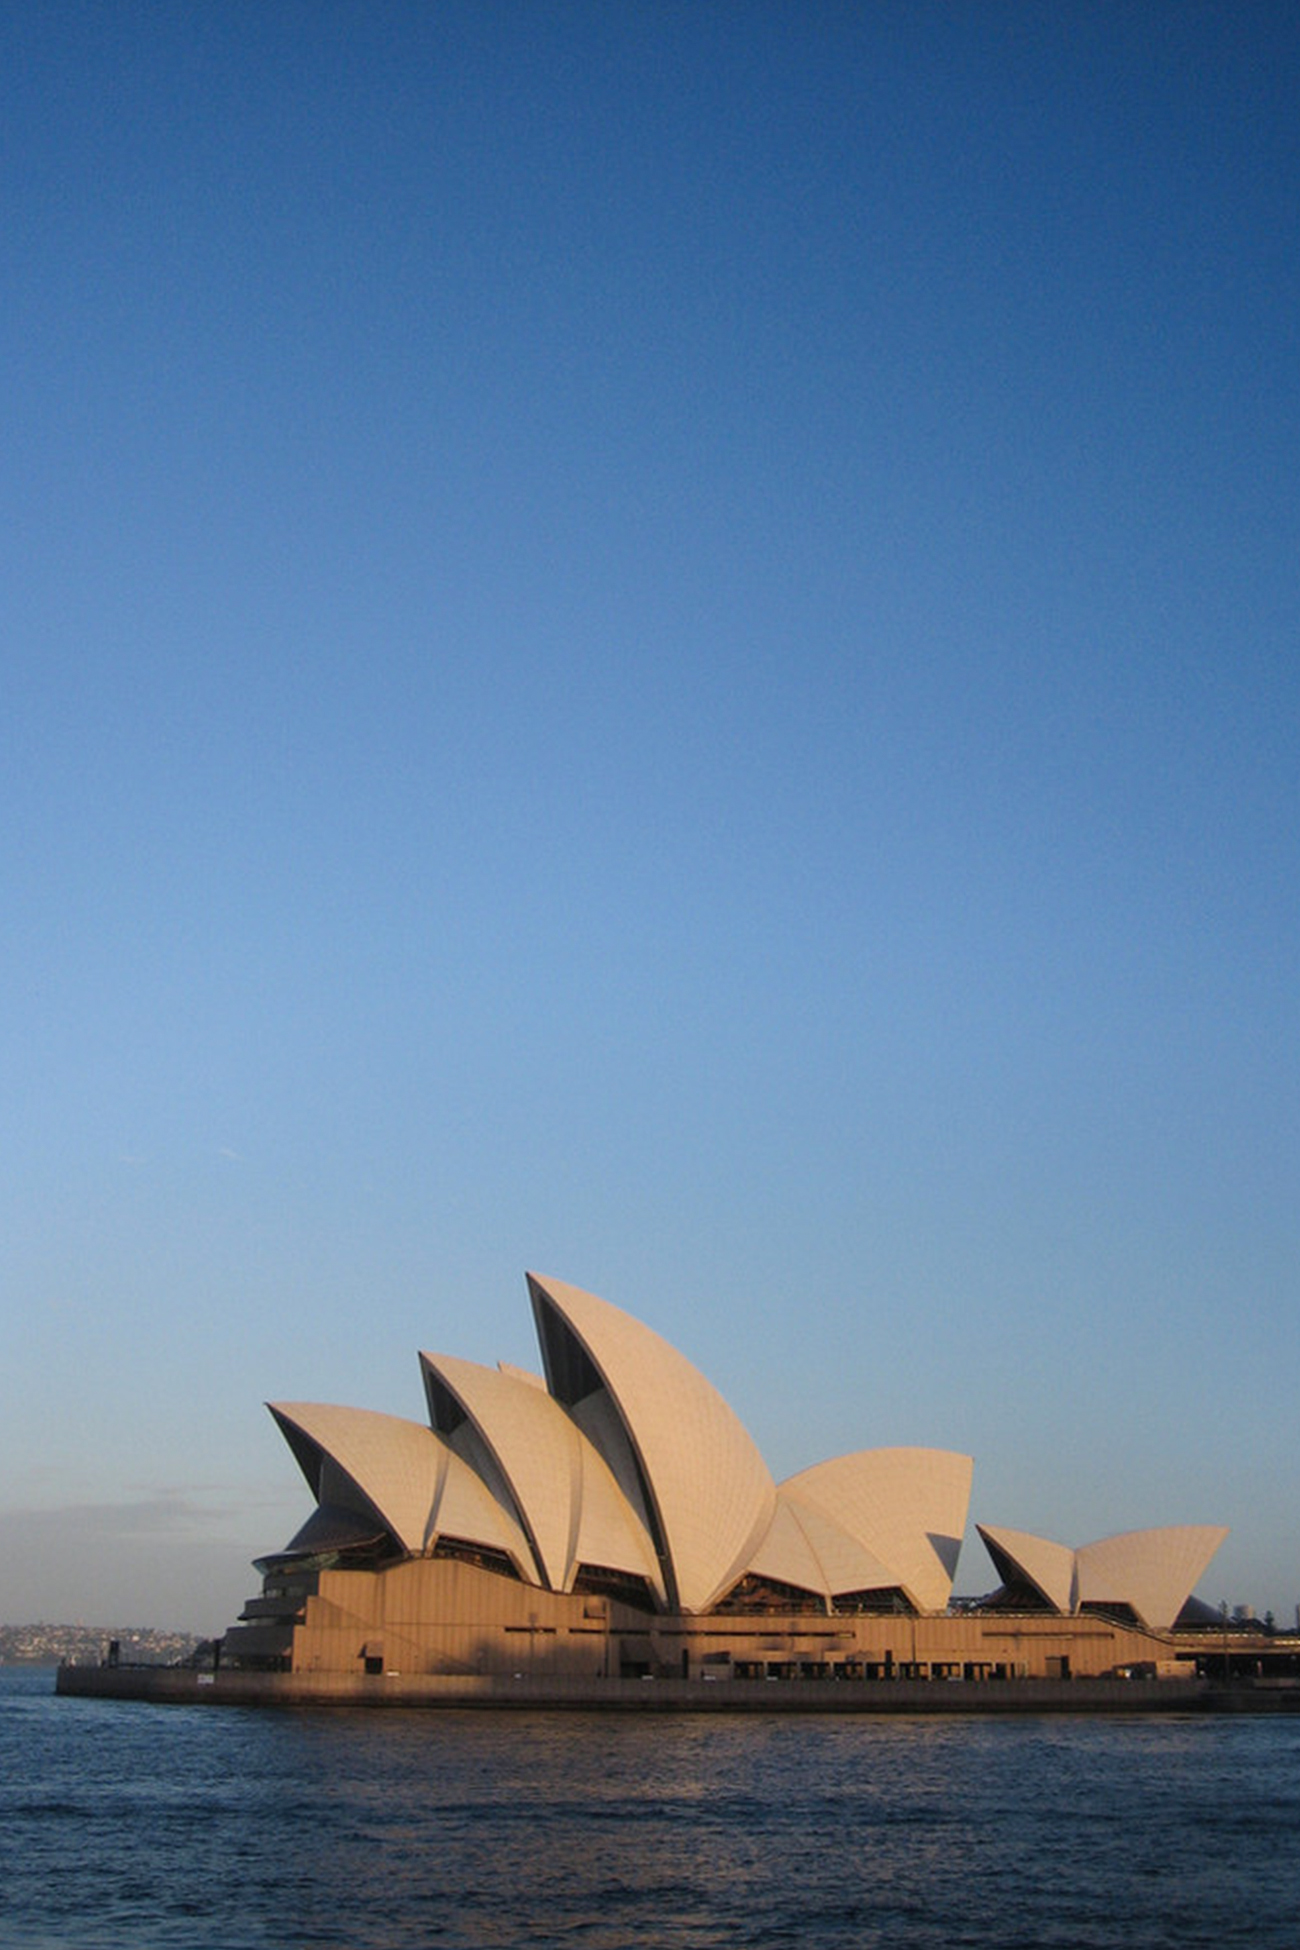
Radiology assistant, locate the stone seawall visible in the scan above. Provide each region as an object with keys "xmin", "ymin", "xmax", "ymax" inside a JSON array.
[{"xmin": 56, "ymin": 1665, "xmax": 1249, "ymax": 1713}]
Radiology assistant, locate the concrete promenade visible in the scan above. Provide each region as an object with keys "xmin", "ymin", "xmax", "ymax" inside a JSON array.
[{"xmin": 58, "ymin": 1664, "xmax": 1299, "ymax": 1713}]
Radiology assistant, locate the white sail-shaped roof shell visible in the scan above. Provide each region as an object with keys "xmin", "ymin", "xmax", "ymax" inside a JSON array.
[
  {"xmin": 743, "ymin": 1495, "xmax": 833, "ymax": 1600},
  {"xmin": 976, "ymin": 1522, "xmax": 1076, "ymax": 1614},
  {"xmin": 418, "ymin": 1352, "xmax": 664, "ymax": 1601},
  {"xmin": 780, "ymin": 1448, "xmax": 973, "ymax": 1613},
  {"xmin": 745, "ymin": 1490, "xmax": 899, "ymax": 1605},
  {"xmin": 528, "ymin": 1273, "xmax": 777, "ymax": 1614},
  {"xmin": 977, "ymin": 1521, "xmax": 1228, "ymax": 1630},
  {"xmin": 1075, "ymin": 1525, "xmax": 1229, "ymax": 1632},
  {"xmin": 268, "ymin": 1402, "xmax": 536, "ymax": 1578},
  {"xmin": 497, "ymin": 1362, "xmax": 548, "ymax": 1391}
]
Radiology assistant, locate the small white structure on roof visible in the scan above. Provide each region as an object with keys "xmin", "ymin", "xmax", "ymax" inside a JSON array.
[{"xmin": 978, "ymin": 1521, "xmax": 1228, "ymax": 1631}]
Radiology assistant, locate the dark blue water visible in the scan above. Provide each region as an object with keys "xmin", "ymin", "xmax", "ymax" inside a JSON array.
[{"xmin": 3, "ymin": 1668, "xmax": 1299, "ymax": 1948}]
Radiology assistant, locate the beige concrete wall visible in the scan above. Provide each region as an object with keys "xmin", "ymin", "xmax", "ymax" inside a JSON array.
[
  {"xmin": 282, "ymin": 1561, "xmax": 1187, "ymax": 1682},
  {"xmin": 293, "ymin": 1559, "xmax": 639, "ymax": 1678},
  {"xmin": 59, "ymin": 1664, "xmax": 1223, "ymax": 1713}
]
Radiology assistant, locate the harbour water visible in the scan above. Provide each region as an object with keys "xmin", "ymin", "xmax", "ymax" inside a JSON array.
[{"xmin": 4, "ymin": 1666, "xmax": 1299, "ymax": 1947}]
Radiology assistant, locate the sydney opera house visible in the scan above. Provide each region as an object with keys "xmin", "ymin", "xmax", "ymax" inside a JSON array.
[{"xmin": 217, "ymin": 1273, "xmax": 1229, "ymax": 1688}]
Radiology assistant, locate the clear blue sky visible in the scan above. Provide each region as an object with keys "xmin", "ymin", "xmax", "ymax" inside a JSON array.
[{"xmin": 3, "ymin": 3, "xmax": 1296, "ymax": 1631}]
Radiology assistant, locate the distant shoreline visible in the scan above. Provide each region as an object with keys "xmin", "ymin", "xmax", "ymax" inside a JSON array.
[{"xmin": 1, "ymin": 1625, "xmax": 205, "ymax": 1668}]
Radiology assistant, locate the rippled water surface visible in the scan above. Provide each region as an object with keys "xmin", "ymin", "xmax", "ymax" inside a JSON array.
[{"xmin": 4, "ymin": 1668, "xmax": 1299, "ymax": 1947}]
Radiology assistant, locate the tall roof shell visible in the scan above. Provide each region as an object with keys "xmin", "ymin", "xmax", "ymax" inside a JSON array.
[
  {"xmin": 418, "ymin": 1351, "xmax": 663, "ymax": 1600},
  {"xmin": 781, "ymin": 1448, "xmax": 973, "ymax": 1613},
  {"xmin": 1075, "ymin": 1525, "xmax": 1229, "ymax": 1632},
  {"xmin": 976, "ymin": 1523, "xmax": 1076, "ymax": 1614},
  {"xmin": 268, "ymin": 1402, "xmax": 536, "ymax": 1578},
  {"xmin": 527, "ymin": 1273, "xmax": 777, "ymax": 1613},
  {"xmin": 497, "ymin": 1362, "xmax": 548, "ymax": 1391}
]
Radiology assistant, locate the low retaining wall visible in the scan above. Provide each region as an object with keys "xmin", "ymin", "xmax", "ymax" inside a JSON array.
[{"xmin": 56, "ymin": 1665, "xmax": 1236, "ymax": 1713}]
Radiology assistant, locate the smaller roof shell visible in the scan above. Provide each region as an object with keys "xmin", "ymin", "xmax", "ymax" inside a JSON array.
[
  {"xmin": 780, "ymin": 1448, "xmax": 973, "ymax": 1613},
  {"xmin": 745, "ymin": 1491, "xmax": 898, "ymax": 1604},
  {"xmin": 268, "ymin": 1402, "xmax": 536, "ymax": 1579},
  {"xmin": 418, "ymin": 1352, "xmax": 663, "ymax": 1600},
  {"xmin": 976, "ymin": 1523, "xmax": 1076, "ymax": 1614},
  {"xmin": 976, "ymin": 1521, "xmax": 1229, "ymax": 1631},
  {"xmin": 1075, "ymin": 1526, "xmax": 1229, "ymax": 1632}
]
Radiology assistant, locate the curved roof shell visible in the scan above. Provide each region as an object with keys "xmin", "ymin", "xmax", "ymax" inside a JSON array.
[
  {"xmin": 418, "ymin": 1351, "xmax": 664, "ymax": 1600},
  {"xmin": 528, "ymin": 1273, "xmax": 777, "ymax": 1613},
  {"xmin": 977, "ymin": 1521, "xmax": 1229, "ymax": 1630},
  {"xmin": 976, "ymin": 1523, "xmax": 1076, "ymax": 1613},
  {"xmin": 1075, "ymin": 1525, "xmax": 1229, "ymax": 1632},
  {"xmin": 745, "ymin": 1489, "xmax": 898, "ymax": 1605},
  {"xmin": 780, "ymin": 1448, "xmax": 973, "ymax": 1613},
  {"xmin": 268, "ymin": 1402, "xmax": 535, "ymax": 1578}
]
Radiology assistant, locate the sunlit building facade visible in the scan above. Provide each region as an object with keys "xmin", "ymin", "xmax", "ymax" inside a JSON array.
[{"xmin": 222, "ymin": 1273, "xmax": 1226, "ymax": 1684}]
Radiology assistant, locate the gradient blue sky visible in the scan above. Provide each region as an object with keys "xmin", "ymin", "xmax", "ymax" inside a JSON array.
[{"xmin": 4, "ymin": 3, "xmax": 1296, "ymax": 1631}]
